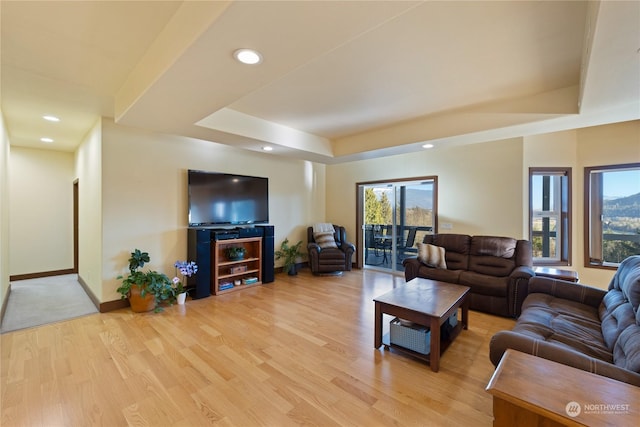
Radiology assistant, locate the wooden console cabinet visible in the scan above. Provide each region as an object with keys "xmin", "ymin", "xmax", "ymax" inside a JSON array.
[
  {"xmin": 486, "ymin": 349, "xmax": 639, "ymax": 427},
  {"xmin": 213, "ymin": 237, "xmax": 262, "ymax": 295}
]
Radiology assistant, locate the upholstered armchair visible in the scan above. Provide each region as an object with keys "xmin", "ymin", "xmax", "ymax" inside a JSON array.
[{"xmin": 307, "ymin": 224, "xmax": 356, "ymax": 274}]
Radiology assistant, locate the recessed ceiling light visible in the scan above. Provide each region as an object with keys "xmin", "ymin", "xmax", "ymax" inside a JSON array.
[
  {"xmin": 422, "ymin": 143, "xmax": 434, "ymax": 149},
  {"xmin": 234, "ymin": 48, "xmax": 262, "ymax": 65},
  {"xmin": 43, "ymin": 115, "xmax": 60, "ymax": 122},
  {"xmin": 40, "ymin": 137, "xmax": 54, "ymax": 143},
  {"xmin": 262, "ymin": 146, "xmax": 273, "ymax": 151}
]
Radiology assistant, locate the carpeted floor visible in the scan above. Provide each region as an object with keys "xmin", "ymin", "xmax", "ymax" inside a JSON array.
[{"xmin": 1, "ymin": 274, "xmax": 98, "ymax": 333}]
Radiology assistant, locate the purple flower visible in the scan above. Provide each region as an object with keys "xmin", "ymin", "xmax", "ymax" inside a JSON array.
[{"xmin": 174, "ymin": 260, "xmax": 198, "ymax": 278}]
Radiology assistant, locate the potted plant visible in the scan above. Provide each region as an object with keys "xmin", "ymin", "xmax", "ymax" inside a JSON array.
[
  {"xmin": 275, "ymin": 238, "xmax": 305, "ymax": 275},
  {"xmin": 117, "ymin": 249, "xmax": 175, "ymax": 312},
  {"xmin": 173, "ymin": 260, "xmax": 198, "ymax": 304},
  {"xmin": 225, "ymin": 246, "xmax": 246, "ymax": 261}
]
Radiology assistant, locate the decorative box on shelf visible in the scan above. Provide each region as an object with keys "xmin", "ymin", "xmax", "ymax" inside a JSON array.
[
  {"xmin": 389, "ymin": 313, "xmax": 458, "ymax": 355},
  {"xmin": 230, "ymin": 265, "xmax": 247, "ymax": 274}
]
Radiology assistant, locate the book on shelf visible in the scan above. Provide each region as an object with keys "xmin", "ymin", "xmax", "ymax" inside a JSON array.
[{"xmin": 219, "ymin": 282, "xmax": 234, "ymax": 291}]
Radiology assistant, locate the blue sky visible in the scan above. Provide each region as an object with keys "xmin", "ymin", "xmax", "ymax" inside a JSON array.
[{"xmin": 604, "ymin": 169, "xmax": 640, "ymax": 198}]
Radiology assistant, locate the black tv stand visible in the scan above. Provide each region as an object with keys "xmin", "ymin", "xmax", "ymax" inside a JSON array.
[{"xmin": 187, "ymin": 226, "xmax": 274, "ymax": 298}]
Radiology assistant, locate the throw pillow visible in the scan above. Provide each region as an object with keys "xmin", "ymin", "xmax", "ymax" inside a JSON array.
[
  {"xmin": 314, "ymin": 231, "xmax": 338, "ymax": 249},
  {"xmin": 417, "ymin": 243, "xmax": 447, "ymax": 269}
]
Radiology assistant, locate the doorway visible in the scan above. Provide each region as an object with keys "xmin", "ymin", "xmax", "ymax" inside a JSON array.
[
  {"xmin": 2, "ymin": 179, "xmax": 92, "ymax": 333},
  {"xmin": 356, "ymin": 177, "xmax": 437, "ymax": 273},
  {"xmin": 73, "ymin": 179, "xmax": 79, "ymax": 273}
]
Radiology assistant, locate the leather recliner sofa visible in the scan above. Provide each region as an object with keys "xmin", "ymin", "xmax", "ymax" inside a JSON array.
[
  {"xmin": 489, "ymin": 255, "xmax": 640, "ymax": 386},
  {"xmin": 307, "ymin": 225, "xmax": 356, "ymax": 274},
  {"xmin": 403, "ymin": 234, "xmax": 534, "ymax": 317}
]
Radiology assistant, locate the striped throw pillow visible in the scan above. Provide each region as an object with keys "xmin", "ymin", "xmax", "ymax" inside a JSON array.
[
  {"xmin": 314, "ymin": 231, "xmax": 338, "ymax": 249},
  {"xmin": 417, "ymin": 243, "xmax": 447, "ymax": 269}
]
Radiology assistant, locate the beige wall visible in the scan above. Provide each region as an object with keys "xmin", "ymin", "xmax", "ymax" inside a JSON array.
[
  {"xmin": 0, "ymin": 112, "xmax": 10, "ymax": 304},
  {"xmin": 326, "ymin": 137, "xmax": 526, "ymax": 249},
  {"xmin": 523, "ymin": 129, "xmax": 580, "ymax": 274},
  {"xmin": 75, "ymin": 119, "xmax": 103, "ymax": 299},
  {"xmin": 523, "ymin": 121, "xmax": 640, "ymax": 286},
  {"xmin": 100, "ymin": 119, "xmax": 326, "ymax": 302},
  {"xmin": 328, "ymin": 120, "xmax": 639, "ymax": 289},
  {"xmin": 9, "ymin": 146, "xmax": 75, "ymax": 275},
  {"xmin": 4, "ymin": 117, "xmax": 637, "ymax": 303},
  {"xmin": 577, "ymin": 120, "xmax": 640, "ymax": 167},
  {"xmin": 575, "ymin": 120, "xmax": 640, "ymax": 285},
  {"xmin": 522, "ymin": 128, "xmax": 579, "ymax": 217}
]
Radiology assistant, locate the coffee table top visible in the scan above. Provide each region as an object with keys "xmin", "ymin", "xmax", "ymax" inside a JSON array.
[{"xmin": 374, "ymin": 278, "xmax": 470, "ymax": 318}]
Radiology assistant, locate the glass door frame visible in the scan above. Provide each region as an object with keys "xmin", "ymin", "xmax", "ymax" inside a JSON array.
[{"xmin": 355, "ymin": 176, "xmax": 438, "ymax": 271}]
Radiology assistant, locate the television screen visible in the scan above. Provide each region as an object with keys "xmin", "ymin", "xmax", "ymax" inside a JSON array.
[{"xmin": 188, "ymin": 170, "xmax": 269, "ymax": 226}]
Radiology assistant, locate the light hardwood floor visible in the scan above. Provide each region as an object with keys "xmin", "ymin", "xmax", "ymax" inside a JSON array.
[{"xmin": 1, "ymin": 269, "xmax": 515, "ymax": 426}]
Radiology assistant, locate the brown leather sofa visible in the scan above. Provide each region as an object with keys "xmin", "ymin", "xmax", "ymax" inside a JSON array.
[
  {"xmin": 307, "ymin": 225, "xmax": 356, "ymax": 274},
  {"xmin": 403, "ymin": 234, "xmax": 534, "ymax": 317},
  {"xmin": 489, "ymin": 255, "xmax": 640, "ymax": 387}
]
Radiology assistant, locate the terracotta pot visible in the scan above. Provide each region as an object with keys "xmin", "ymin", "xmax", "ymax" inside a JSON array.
[{"xmin": 128, "ymin": 286, "xmax": 156, "ymax": 312}]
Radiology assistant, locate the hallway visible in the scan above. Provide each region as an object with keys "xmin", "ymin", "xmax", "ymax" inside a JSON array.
[{"xmin": 1, "ymin": 274, "xmax": 97, "ymax": 333}]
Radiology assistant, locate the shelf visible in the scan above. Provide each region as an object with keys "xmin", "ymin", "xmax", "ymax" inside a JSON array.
[
  {"xmin": 216, "ymin": 281, "xmax": 263, "ymax": 294},
  {"xmin": 218, "ymin": 257, "xmax": 260, "ymax": 267},
  {"xmin": 218, "ymin": 269, "xmax": 260, "ymax": 280},
  {"xmin": 213, "ymin": 236, "xmax": 263, "ymax": 295}
]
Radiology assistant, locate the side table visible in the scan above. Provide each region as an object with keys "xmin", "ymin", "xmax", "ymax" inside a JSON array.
[
  {"xmin": 486, "ymin": 349, "xmax": 639, "ymax": 427},
  {"xmin": 533, "ymin": 266, "xmax": 579, "ymax": 282}
]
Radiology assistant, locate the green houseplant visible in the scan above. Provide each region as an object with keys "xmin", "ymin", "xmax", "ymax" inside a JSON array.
[
  {"xmin": 225, "ymin": 246, "xmax": 246, "ymax": 261},
  {"xmin": 117, "ymin": 249, "xmax": 175, "ymax": 312},
  {"xmin": 275, "ymin": 238, "xmax": 305, "ymax": 275}
]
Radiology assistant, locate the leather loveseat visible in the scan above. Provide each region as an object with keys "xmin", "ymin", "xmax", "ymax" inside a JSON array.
[
  {"xmin": 403, "ymin": 234, "xmax": 534, "ymax": 317},
  {"xmin": 489, "ymin": 255, "xmax": 640, "ymax": 387}
]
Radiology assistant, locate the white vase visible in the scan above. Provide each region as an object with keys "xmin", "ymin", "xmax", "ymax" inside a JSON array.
[{"xmin": 177, "ymin": 292, "xmax": 187, "ymax": 305}]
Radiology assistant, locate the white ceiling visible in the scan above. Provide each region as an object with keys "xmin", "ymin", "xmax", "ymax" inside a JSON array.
[{"xmin": 2, "ymin": 1, "xmax": 639, "ymax": 164}]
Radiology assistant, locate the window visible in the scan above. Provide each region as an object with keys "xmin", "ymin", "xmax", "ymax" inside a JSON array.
[
  {"xmin": 585, "ymin": 163, "xmax": 640, "ymax": 268},
  {"xmin": 529, "ymin": 168, "xmax": 571, "ymax": 265}
]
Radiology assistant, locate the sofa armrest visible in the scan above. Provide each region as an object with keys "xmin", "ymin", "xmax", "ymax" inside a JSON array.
[
  {"xmin": 307, "ymin": 242, "xmax": 320, "ymax": 272},
  {"xmin": 490, "ymin": 331, "xmax": 640, "ymax": 387},
  {"xmin": 341, "ymin": 241, "xmax": 356, "ymax": 270},
  {"xmin": 308, "ymin": 241, "xmax": 355, "ymax": 254},
  {"xmin": 510, "ymin": 265, "xmax": 535, "ymax": 280},
  {"xmin": 402, "ymin": 258, "xmax": 421, "ymax": 281},
  {"xmin": 307, "ymin": 242, "xmax": 321, "ymax": 253},
  {"xmin": 528, "ymin": 276, "xmax": 606, "ymax": 308},
  {"xmin": 341, "ymin": 241, "xmax": 356, "ymax": 255},
  {"xmin": 508, "ymin": 266, "xmax": 535, "ymax": 317}
]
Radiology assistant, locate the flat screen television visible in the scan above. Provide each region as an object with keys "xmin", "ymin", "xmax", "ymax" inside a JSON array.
[{"xmin": 188, "ymin": 170, "xmax": 269, "ymax": 226}]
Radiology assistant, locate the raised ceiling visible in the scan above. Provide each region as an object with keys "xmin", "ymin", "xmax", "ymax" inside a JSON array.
[{"xmin": 2, "ymin": 1, "xmax": 639, "ymax": 164}]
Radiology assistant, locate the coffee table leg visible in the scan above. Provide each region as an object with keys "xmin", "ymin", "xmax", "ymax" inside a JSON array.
[
  {"xmin": 461, "ymin": 297, "xmax": 469, "ymax": 330},
  {"xmin": 429, "ymin": 316, "xmax": 440, "ymax": 372},
  {"xmin": 374, "ymin": 302, "xmax": 382, "ymax": 348}
]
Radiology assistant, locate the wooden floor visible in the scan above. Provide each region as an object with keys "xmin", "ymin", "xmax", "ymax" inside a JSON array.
[{"xmin": 1, "ymin": 269, "xmax": 515, "ymax": 426}]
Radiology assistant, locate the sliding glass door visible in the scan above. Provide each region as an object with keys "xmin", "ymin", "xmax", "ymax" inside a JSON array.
[{"xmin": 358, "ymin": 177, "xmax": 437, "ymax": 273}]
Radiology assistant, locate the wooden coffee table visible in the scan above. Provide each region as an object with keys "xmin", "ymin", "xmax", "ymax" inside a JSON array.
[{"xmin": 374, "ymin": 278, "xmax": 470, "ymax": 372}]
